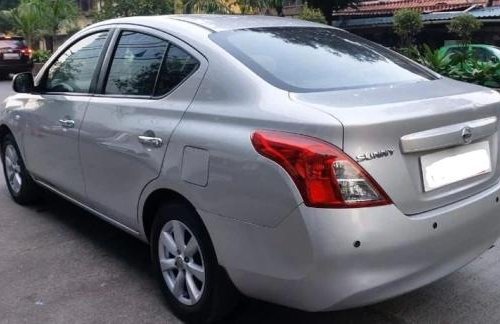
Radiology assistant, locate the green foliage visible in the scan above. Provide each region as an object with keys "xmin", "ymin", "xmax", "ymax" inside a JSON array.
[
  {"xmin": 308, "ymin": 0, "xmax": 360, "ymax": 25},
  {"xmin": 299, "ymin": 2, "xmax": 326, "ymax": 24},
  {"xmin": 400, "ymin": 44, "xmax": 500, "ymax": 88},
  {"xmin": 269, "ymin": 0, "xmax": 284, "ymax": 16},
  {"xmin": 448, "ymin": 14, "xmax": 482, "ymax": 46},
  {"xmin": 235, "ymin": 0, "xmax": 270, "ymax": 14},
  {"xmin": 95, "ymin": 0, "xmax": 173, "ymax": 20},
  {"xmin": 0, "ymin": 10, "xmax": 15, "ymax": 32},
  {"xmin": 10, "ymin": 0, "xmax": 43, "ymax": 47},
  {"xmin": 418, "ymin": 44, "xmax": 450, "ymax": 73},
  {"xmin": 183, "ymin": 0, "xmax": 274, "ymax": 15},
  {"xmin": 183, "ymin": 0, "xmax": 231, "ymax": 13},
  {"xmin": 38, "ymin": 0, "xmax": 79, "ymax": 51},
  {"xmin": 394, "ymin": 9, "xmax": 423, "ymax": 47},
  {"xmin": 32, "ymin": 49, "xmax": 51, "ymax": 63},
  {"xmin": 9, "ymin": 0, "xmax": 78, "ymax": 50}
]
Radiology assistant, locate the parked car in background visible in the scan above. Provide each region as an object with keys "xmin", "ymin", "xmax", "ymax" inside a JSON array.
[
  {"xmin": 441, "ymin": 44, "xmax": 500, "ymax": 62},
  {"xmin": 0, "ymin": 36, "xmax": 33, "ymax": 79},
  {"xmin": 2, "ymin": 15, "xmax": 500, "ymax": 323}
]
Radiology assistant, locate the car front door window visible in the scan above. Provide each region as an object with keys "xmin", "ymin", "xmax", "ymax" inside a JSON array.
[{"xmin": 45, "ymin": 31, "xmax": 109, "ymax": 93}]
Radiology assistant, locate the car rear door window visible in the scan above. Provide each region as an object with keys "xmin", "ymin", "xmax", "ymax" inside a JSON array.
[
  {"xmin": 154, "ymin": 44, "xmax": 200, "ymax": 96},
  {"xmin": 105, "ymin": 31, "xmax": 168, "ymax": 96},
  {"xmin": 45, "ymin": 31, "xmax": 109, "ymax": 93},
  {"xmin": 0, "ymin": 39, "xmax": 26, "ymax": 49}
]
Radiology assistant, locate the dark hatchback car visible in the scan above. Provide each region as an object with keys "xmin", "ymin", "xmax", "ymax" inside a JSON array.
[{"xmin": 0, "ymin": 36, "xmax": 33, "ymax": 79}]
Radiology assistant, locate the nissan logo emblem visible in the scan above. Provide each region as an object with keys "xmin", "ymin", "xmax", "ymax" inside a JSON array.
[{"xmin": 461, "ymin": 127, "xmax": 473, "ymax": 144}]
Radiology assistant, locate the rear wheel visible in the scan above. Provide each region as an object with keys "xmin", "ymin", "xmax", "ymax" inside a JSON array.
[
  {"xmin": 150, "ymin": 203, "xmax": 239, "ymax": 323},
  {"xmin": 1, "ymin": 134, "xmax": 39, "ymax": 204}
]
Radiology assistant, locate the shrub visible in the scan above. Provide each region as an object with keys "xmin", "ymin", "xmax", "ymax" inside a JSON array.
[
  {"xmin": 32, "ymin": 49, "xmax": 51, "ymax": 63},
  {"xmin": 394, "ymin": 9, "xmax": 423, "ymax": 47},
  {"xmin": 299, "ymin": 2, "xmax": 327, "ymax": 24},
  {"xmin": 448, "ymin": 14, "xmax": 482, "ymax": 46},
  {"xmin": 399, "ymin": 44, "xmax": 500, "ymax": 88}
]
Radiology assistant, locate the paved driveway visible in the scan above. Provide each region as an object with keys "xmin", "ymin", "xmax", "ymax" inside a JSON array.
[{"xmin": 1, "ymin": 80, "xmax": 500, "ymax": 323}]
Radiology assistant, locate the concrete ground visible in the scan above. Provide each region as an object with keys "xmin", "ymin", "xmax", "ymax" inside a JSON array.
[{"xmin": 1, "ymin": 79, "xmax": 500, "ymax": 323}]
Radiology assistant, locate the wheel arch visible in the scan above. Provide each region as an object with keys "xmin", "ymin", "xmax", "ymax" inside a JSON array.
[
  {"xmin": 141, "ymin": 188, "xmax": 202, "ymax": 243},
  {"xmin": 0, "ymin": 124, "xmax": 13, "ymax": 155},
  {"xmin": 0, "ymin": 124, "xmax": 12, "ymax": 142}
]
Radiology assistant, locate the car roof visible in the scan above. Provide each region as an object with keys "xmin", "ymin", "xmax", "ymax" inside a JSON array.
[{"xmin": 96, "ymin": 14, "xmax": 333, "ymax": 33}]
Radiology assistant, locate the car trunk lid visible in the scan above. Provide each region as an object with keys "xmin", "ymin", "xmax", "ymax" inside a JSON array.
[{"xmin": 291, "ymin": 79, "xmax": 500, "ymax": 215}]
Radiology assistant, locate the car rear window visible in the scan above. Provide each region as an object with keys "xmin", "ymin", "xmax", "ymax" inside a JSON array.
[
  {"xmin": 0, "ymin": 39, "xmax": 26, "ymax": 49},
  {"xmin": 209, "ymin": 27, "xmax": 436, "ymax": 92}
]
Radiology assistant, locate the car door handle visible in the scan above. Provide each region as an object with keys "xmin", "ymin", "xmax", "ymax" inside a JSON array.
[
  {"xmin": 138, "ymin": 135, "xmax": 163, "ymax": 148},
  {"xmin": 59, "ymin": 119, "xmax": 75, "ymax": 129}
]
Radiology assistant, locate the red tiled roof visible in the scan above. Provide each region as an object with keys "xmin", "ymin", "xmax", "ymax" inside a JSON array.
[{"xmin": 334, "ymin": 0, "xmax": 500, "ymax": 17}]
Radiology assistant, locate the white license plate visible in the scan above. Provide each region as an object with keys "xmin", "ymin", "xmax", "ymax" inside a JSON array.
[
  {"xmin": 421, "ymin": 141, "xmax": 492, "ymax": 192},
  {"xmin": 3, "ymin": 53, "xmax": 20, "ymax": 60}
]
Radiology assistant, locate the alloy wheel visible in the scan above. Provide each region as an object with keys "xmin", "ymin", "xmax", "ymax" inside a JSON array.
[
  {"xmin": 4, "ymin": 144, "xmax": 22, "ymax": 194},
  {"xmin": 158, "ymin": 220, "xmax": 206, "ymax": 306}
]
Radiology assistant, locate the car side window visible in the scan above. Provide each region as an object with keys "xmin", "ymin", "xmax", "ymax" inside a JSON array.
[
  {"xmin": 473, "ymin": 48, "xmax": 493, "ymax": 61},
  {"xmin": 45, "ymin": 31, "xmax": 109, "ymax": 93},
  {"xmin": 105, "ymin": 31, "xmax": 168, "ymax": 96},
  {"xmin": 154, "ymin": 44, "xmax": 200, "ymax": 96}
]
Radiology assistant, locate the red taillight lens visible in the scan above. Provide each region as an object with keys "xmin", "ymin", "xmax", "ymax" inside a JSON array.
[
  {"xmin": 21, "ymin": 48, "xmax": 32, "ymax": 58},
  {"xmin": 251, "ymin": 130, "xmax": 392, "ymax": 208}
]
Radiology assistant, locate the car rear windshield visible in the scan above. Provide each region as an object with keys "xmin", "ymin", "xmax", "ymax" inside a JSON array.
[
  {"xmin": 209, "ymin": 27, "xmax": 437, "ymax": 92},
  {"xmin": 0, "ymin": 39, "xmax": 26, "ymax": 49}
]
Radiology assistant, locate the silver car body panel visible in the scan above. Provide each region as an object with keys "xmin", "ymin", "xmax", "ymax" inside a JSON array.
[
  {"xmin": 2, "ymin": 15, "xmax": 500, "ymax": 312},
  {"xmin": 292, "ymin": 79, "xmax": 500, "ymax": 214}
]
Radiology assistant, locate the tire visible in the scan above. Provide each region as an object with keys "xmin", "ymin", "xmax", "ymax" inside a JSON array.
[
  {"xmin": 1, "ymin": 134, "xmax": 39, "ymax": 205},
  {"xmin": 150, "ymin": 203, "xmax": 239, "ymax": 323}
]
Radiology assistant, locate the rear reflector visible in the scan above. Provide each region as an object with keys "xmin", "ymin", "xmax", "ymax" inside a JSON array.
[{"xmin": 251, "ymin": 130, "xmax": 392, "ymax": 208}]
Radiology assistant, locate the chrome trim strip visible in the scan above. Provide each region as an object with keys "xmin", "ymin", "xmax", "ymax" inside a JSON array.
[{"xmin": 400, "ymin": 116, "xmax": 497, "ymax": 154}]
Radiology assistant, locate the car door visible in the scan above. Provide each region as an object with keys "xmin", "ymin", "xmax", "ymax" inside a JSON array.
[
  {"xmin": 79, "ymin": 26, "xmax": 206, "ymax": 229},
  {"xmin": 22, "ymin": 30, "xmax": 111, "ymax": 200}
]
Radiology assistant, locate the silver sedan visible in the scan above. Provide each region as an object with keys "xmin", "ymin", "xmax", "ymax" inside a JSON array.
[{"xmin": 1, "ymin": 15, "xmax": 500, "ymax": 323}]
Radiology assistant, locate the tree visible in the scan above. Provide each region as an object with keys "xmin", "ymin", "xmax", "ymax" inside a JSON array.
[
  {"xmin": 183, "ymin": 0, "xmax": 231, "ymax": 13},
  {"xmin": 393, "ymin": 9, "xmax": 423, "ymax": 47},
  {"xmin": 95, "ymin": 0, "xmax": 173, "ymax": 20},
  {"xmin": 308, "ymin": 0, "xmax": 360, "ymax": 25},
  {"xmin": 37, "ymin": 0, "xmax": 78, "ymax": 52},
  {"xmin": 10, "ymin": 0, "xmax": 43, "ymax": 47},
  {"xmin": 234, "ymin": 0, "xmax": 269, "ymax": 14},
  {"xmin": 299, "ymin": 2, "xmax": 326, "ymax": 24},
  {"xmin": 0, "ymin": 10, "xmax": 15, "ymax": 33},
  {"xmin": 269, "ymin": 0, "xmax": 284, "ymax": 17},
  {"xmin": 448, "ymin": 14, "xmax": 482, "ymax": 46}
]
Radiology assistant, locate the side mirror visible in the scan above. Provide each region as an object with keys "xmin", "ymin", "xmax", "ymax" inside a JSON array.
[{"xmin": 12, "ymin": 72, "xmax": 35, "ymax": 93}]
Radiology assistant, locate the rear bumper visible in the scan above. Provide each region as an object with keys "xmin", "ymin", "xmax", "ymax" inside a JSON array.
[
  {"xmin": 201, "ymin": 181, "xmax": 500, "ymax": 311},
  {"xmin": 0, "ymin": 61, "xmax": 33, "ymax": 74}
]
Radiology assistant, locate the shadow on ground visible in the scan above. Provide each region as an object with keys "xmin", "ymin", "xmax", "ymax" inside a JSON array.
[{"xmin": 32, "ymin": 190, "xmax": 396, "ymax": 324}]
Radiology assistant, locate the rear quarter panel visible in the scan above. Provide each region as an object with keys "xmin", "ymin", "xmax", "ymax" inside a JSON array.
[{"xmin": 139, "ymin": 46, "xmax": 344, "ymax": 228}]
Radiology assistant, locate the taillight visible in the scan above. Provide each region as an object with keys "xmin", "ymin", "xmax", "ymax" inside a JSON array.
[
  {"xmin": 251, "ymin": 130, "xmax": 392, "ymax": 208},
  {"xmin": 20, "ymin": 48, "xmax": 32, "ymax": 59}
]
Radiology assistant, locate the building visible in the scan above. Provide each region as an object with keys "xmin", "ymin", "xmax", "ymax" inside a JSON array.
[
  {"xmin": 333, "ymin": 0, "xmax": 500, "ymax": 47},
  {"xmin": 281, "ymin": 0, "xmax": 500, "ymax": 47}
]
